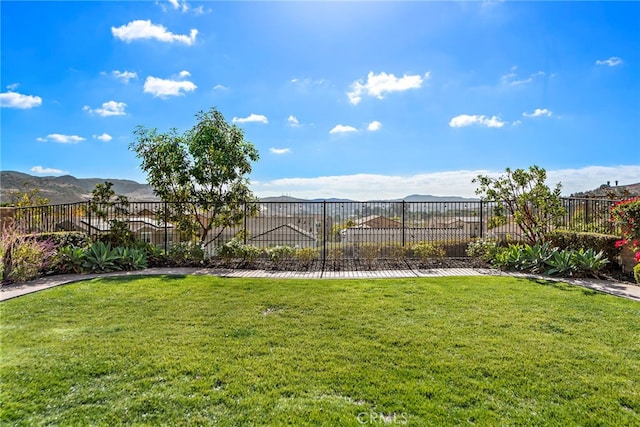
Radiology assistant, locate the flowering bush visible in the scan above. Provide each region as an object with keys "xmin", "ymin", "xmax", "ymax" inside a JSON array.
[
  {"xmin": 1, "ymin": 227, "xmax": 57, "ymax": 283},
  {"xmin": 610, "ymin": 197, "xmax": 640, "ymax": 282}
]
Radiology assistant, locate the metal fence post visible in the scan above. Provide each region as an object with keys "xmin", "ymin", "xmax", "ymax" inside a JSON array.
[
  {"xmin": 244, "ymin": 202, "xmax": 248, "ymax": 245},
  {"xmin": 164, "ymin": 202, "xmax": 168, "ymax": 252},
  {"xmin": 479, "ymin": 199, "xmax": 484, "ymax": 239},
  {"xmin": 402, "ymin": 200, "xmax": 406, "ymax": 247},
  {"xmin": 87, "ymin": 201, "xmax": 92, "ymax": 240},
  {"xmin": 323, "ymin": 201, "xmax": 327, "ymax": 263}
]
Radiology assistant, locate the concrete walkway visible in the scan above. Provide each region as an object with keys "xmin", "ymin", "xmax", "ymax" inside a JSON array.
[{"xmin": 1, "ymin": 267, "xmax": 639, "ymax": 302}]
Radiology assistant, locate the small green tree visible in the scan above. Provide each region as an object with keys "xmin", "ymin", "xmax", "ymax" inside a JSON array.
[
  {"xmin": 473, "ymin": 165, "xmax": 566, "ymax": 244},
  {"xmin": 88, "ymin": 182, "xmax": 134, "ymax": 247},
  {"xmin": 10, "ymin": 183, "xmax": 50, "ymax": 207},
  {"xmin": 130, "ymin": 107, "xmax": 260, "ymax": 246},
  {"xmin": 9, "ymin": 184, "xmax": 51, "ymax": 231}
]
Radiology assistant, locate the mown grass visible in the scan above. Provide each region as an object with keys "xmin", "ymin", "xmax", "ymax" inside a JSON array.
[{"xmin": 1, "ymin": 275, "xmax": 639, "ymax": 426}]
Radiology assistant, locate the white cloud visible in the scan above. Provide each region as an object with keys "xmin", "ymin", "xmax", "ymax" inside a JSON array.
[
  {"xmin": 329, "ymin": 125, "xmax": 358, "ymax": 134},
  {"xmin": 144, "ymin": 76, "xmax": 197, "ymax": 97},
  {"xmin": 213, "ymin": 84, "xmax": 228, "ymax": 90},
  {"xmin": 168, "ymin": 0, "xmax": 188, "ymax": 12},
  {"xmin": 448, "ymin": 114, "xmax": 506, "ymax": 128},
  {"xmin": 112, "ymin": 70, "xmax": 137, "ymax": 83},
  {"xmin": 30, "ymin": 166, "xmax": 68, "ymax": 175},
  {"xmin": 36, "ymin": 134, "xmax": 86, "ymax": 144},
  {"xmin": 112, "ymin": 20, "xmax": 198, "ymax": 45},
  {"xmin": 6, "ymin": 83, "xmax": 20, "ymax": 91},
  {"xmin": 500, "ymin": 67, "xmax": 545, "ymax": 86},
  {"xmin": 596, "ymin": 56, "xmax": 623, "ymax": 67},
  {"xmin": 291, "ymin": 77, "xmax": 328, "ymax": 89},
  {"xmin": 270, "ymin": 148, "xmax": 291, "ymax": 155},
  {"xmin": 232, "ymin": 114, "xmax": 268, "ymax": 124},
  {"xmin": 93, "ymin": 133, "xmax": 113, "ymax": 142},
  {"xmin": 250, "ymin": 165, "xmax": 640, "ymax": 200},
  {"xmin": 192, "ymin": 5, "xmax": 208, "ymax": 15},
  {"xmin": 288, "ymin": 115, "xmax": 300, "ymax": 127},
  {"xmin": 83, "ymin": 101, "xmax": 127, "ymax": 116},
  {"xmin": 523, "ymin": 108, "xmax": 552, "ymax": 118},
  {"xmin": 347, "ymin": 71, "xmax": 428, "ymax": 105},
  {"xmin": 178, "ymin": 70, "xmax": 191, "ymax": 78},
  {"xmin": 159, "ymin": 0, "xmax": 209, "ymax": 14},
  {"xmin": 0, "ymin": 91, "xmax": 42, "ymax": 109},
  {"xmin": 367, "ymin": 121, "xmax": 382, "ymax": 132}
]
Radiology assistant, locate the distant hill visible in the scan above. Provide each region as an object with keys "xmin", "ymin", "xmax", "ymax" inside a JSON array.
[
  {"xmin": 570, "ymin": 182, "xmax": 640, "ymax": 199},
  {"xmin": 397, "ymin": 194, "xmax": 480, "ymax": 202},
  {"xmin": 1, "ymin": 171, "xmax": 158, "ymax": 205},
  {"xmin": 5, "ymin": 171, "xmax": 633, "ymax": 206}
]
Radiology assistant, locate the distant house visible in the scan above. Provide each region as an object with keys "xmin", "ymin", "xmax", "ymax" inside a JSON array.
[
  {"xmin": 208, "ymin": 214, "xmax": 329, "ymax": 244},
  {"xmin": 428, "ymin": 216, "xmax": 483, "ymax": 237},
  {"xmin": 341, "ymin": 215, "xmax": 486, "ymax": 244},
  {"xmin": 354, "ymin": 215, "xmax": 402, "ymax": 229},
  {"xmin": 248, "ymin": 224, "xmax": 317, "ymax": 248},
  {"xmin": 485, "ymin": 222, "xmax": 529, "ymax": 242},
  {"xmin": 54, "ymin": 215, "xmax": 176, "ymax": 246}
]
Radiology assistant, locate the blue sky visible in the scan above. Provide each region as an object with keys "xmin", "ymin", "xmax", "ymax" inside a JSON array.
[{"xmin": 1, "ymin": 1, "xmax": 639, "ymax": 199}]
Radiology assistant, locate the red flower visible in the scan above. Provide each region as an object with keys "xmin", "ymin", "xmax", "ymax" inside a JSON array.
[
  {"xmin": 615, "ymin": 239, "xmax": 627, "ymax": 248},
  {"xmin": 635, "ymin": 252, "xmax": 640, "ymax": 263}
]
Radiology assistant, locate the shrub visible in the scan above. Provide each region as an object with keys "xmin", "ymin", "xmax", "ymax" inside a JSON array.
[
  {"xmin": 546, "ymin": 230, "xmax": 619, "ymax": 262},
  {"xmin": 357, "ymin": 243, "xmax": 379, "ymax": 268},
  {"xmin": 266, "ymin": 245, "xmax": 295, "ymax": 267},
  {"xmin": 33, "ymin": 231, "xmax": 91, "ymax": 248},
  {"xmin": 218, "ymin": 239, "xmax": 263, "ymax": 263},
  {"xmin": 610, "ymin": 197, "xmax": 640, "ymax": 272},
  {"xmin": 380, "ymin": 243, "xmax": 406, "ymax": 261},
  {"xmin": 167, "ymin": 241, "xmax": 204, "ymax": 265},
  {"xmin": 409, "ymin": 242, "xmax": 445, "ymax": 262},
  {"xmin": 295, "ymin": 247, "xmax": 319, "ymax": 269},
  {"xmin": 96, "ymin": 219, "xmax": 136, "ymax": 248},
  {"xmin": 328, "ymin": 247, "xmax": 344, "ymax": 262},
  {"xmin": 466, "ymin": 238, "xmax": 500, "ymax": 262},
  {"xmin": 217, "ymin": 238, "xmax": 244, "ymax": 261},
  {"xmin": 1, "ymin": 228, "xmax": 57, "ymax": 283},
  {"xmin": 634, "ymin": 263, "xmax": 640, "ymax": 284}
]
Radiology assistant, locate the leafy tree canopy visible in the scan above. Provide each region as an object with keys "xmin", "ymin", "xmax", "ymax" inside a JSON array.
[
  {"xmin": 130, "ymin": 108, "xmax": 260, "ymax": 245},
  {"xmin": 10, "ymin": 183, "xmax": 49, "ymax": 208},
  {"xmin": 473, "ymin": 165, "xmax": 566, "ymax": 244}
]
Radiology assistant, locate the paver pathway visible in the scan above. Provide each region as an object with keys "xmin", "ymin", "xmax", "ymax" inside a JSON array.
[{"xmin": 1, "ymin": 267, "xmax": 639, "ymax": 302}]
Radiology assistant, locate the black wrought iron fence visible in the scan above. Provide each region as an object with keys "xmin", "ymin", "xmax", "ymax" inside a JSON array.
[{"xmin": 5, "ymin": 198, "xmax": 621, "ymax": 260}]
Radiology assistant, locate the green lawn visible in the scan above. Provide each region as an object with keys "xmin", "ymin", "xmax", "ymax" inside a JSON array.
[{"xmin": 1, "ymin": 275, "xmax": 639, "ymax": 426}]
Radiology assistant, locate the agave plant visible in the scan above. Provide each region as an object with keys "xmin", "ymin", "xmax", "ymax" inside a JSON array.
[
  {"xmin": 544, "ymin": 250, "xmax": 577, "ymax": 276},
  {"xmin": 492, "ymin": 244, "xmax": 525, "ymax": 270},
  {"xmin": 520, "ymin": 242, "xmax": 555, "ymax": 273},
  {"xmin": 113, "ymin": 247, "xmax": 148, "ymax": 271},
  {"xmin": 572, "ymin": 248, "xmax": 609, "ymax": 276},
  {"xmin": 54, "ymin": 245, "xmax": 86, "ymax": 274},
  {"xmin": 82, "ymin": 241, "xmax": 120, "ymax": 273}
]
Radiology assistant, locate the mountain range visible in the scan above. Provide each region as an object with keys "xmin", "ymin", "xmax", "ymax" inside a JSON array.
[{"xmin": 1, "ymin": 171, "xmax": 638, "ymax": 205}]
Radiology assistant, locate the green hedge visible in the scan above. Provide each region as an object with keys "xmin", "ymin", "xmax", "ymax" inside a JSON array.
[
  {"xmin": 546, "ymin": 230, "xmax": 620, "ymax": 261},
  {"xmin": 29, "ymin": 231, "xmax": 92, "ymax": 248}
]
